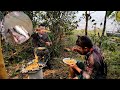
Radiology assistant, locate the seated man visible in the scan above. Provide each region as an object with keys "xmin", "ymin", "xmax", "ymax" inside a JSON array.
[
  {"xmin": 31, "ymin": 24, "xmax": 52, "ymax": 68},
  {"xmin": 67, "ymin": 35, "xmax": 107, "ymax": 79}
]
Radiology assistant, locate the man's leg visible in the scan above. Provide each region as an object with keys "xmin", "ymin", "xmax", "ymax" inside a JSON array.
[
  {"xmin": 69, "ymin": 60, "xmax": 85, "ymax": 79},
  {"xmin": 43, "ymin": 49, "xmax": 50, "ymax": 63},
  {"xmin": 42, "ymin": 49, "xmax": 52, "ymax": 69}
]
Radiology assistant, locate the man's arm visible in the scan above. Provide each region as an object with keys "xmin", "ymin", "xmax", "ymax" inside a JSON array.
[
  {"xmin": 68, "ymin": 63, "xmax": 82, "ymax": 76},
  {"xmin": 73, "ymin": 54, "xmax": 95, "ymax": 79},
  {"xmin": 43, "ymin": 34, "xmax": 52, "ymax": 46},
  {"xmin": 83, "ymin": 54, "xmax": 94, "ymax": 79}
]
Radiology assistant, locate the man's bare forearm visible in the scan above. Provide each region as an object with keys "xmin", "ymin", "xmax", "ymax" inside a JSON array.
[{"xmin": 75, "ymin": 66, "xmax": 82, "ymax": 73}]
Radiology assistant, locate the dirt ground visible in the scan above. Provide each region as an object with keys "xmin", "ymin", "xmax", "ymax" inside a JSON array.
[
  {"xmin": 43, "ymin": 58, "xmax": 70, "ymax": 79},
  {"xmin": 6, "ymin": 55, "xmax": 70, "ymax": 79}
]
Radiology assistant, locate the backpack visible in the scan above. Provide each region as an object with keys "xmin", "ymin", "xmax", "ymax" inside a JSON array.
[{"xmin": 93, "ymin": 49, "xmax": 107, "ymax": 78}]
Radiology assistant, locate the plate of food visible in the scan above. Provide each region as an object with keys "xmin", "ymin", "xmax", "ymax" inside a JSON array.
[
  {"xmin": 21, "ymin": 61, "xmax": 44, "ymax": 74},
  {"xmin": 63, "ymin": 58, "xmax": 77, "ymax": 65}
]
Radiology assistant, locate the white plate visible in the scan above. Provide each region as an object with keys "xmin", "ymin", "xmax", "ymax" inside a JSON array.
[{"xmin": 63, "ymin": 58, "xmax": 77, "ymax": 65}]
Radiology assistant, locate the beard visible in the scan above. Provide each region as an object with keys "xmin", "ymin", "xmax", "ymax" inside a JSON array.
[{"xmin": 77, "ymin": 51, "xmax": 84, "ymax": 55}]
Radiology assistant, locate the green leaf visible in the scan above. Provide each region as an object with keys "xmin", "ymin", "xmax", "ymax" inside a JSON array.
[
  {"xmin": 93, "ymin": 23, "xmax": 96, "ymax": 25},
  {"xmin": 92, "ymin": 19, "xmax": 95, "ymax": 22},
  {"xmin": 106, "ymin": 11, "xmax": 113, "ymax": 17}
]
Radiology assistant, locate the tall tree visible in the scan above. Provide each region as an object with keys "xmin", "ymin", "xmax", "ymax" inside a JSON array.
[
  {"xmin": 45, "ymin": 11, "xmax": 78, "ymax": 57},
  {"xmin": 85, "ymin": 11, "xmax": 88, "ymax": 35},
  {"xmin": 33, "ymin": 11, "xmax": 78, "ymax": 57},
  {"xmin": 102, "ymin": 11, "xmax": 107, "ymax": 36},
  {"xmin": 102, "ymin": 11, "xmax": 114, "ymax": 37},
  {"xmin": 99, "ymin": 11, "xmax": 113, "ymax": 47}
]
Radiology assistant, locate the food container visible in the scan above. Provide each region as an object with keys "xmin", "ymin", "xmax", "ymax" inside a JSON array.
[{"xmin": 63, "ymin": 58, "xmax": 77, "ymax": 65}]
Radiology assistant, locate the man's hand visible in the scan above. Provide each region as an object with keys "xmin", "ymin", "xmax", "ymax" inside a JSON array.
[
  {"xmin": 72, "ymin": 76, "xmax": 78, "ymax": 79},
  {"xmin": 71, "ymin": 46, "xmax": 79, "ymax": 52},
  {"xmin": 67, "ymin": 63, "xmax": 82, "ymax": 74},
  {"xmin": 68, "ymin": 63, "xmax": 78, "ymax": 69},
  {"xmin": 45, "ymin": 42, "xmax": 52, "ymax": 46}
]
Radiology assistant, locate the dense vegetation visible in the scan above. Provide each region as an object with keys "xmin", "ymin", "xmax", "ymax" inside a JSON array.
[{"xmin": 0, "ymin": 11, "xmax": 120, "ymax": 79}]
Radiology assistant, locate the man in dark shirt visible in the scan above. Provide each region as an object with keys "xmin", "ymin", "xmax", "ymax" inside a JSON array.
[
  {"xmin": 67, "ymin": 35, "xmax": 107, "ymax": 79},
  {"xmin": 32, "ymin": 24, "xmax": 52, "ymax": 68}
]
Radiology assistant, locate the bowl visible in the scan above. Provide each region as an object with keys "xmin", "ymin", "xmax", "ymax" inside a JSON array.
[{"xmin": 63, "ymin": 58, "xmax": 77, "ymax": 65}]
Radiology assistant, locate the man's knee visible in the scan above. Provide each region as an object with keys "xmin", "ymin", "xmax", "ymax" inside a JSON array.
[{"xmin": 76, "ymin": 60, "xmax": 85, "ymax": 70}]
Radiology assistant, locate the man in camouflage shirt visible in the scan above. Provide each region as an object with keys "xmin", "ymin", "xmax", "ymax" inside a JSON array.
[{"xmin": 68, "ymin": 35, "xmax": 107, "ymax": 79}]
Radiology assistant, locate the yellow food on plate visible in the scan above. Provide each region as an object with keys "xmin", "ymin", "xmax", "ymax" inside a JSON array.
[
  {"xmin": 37, "ymin": 47, "xmax": 46, "ymax": 50},
  {"xmin": 25, "ymin": 62, "xmax": 39, "ymax": 71},
  {"xmin": 64, "ymin": 59, "xmax": 76, "ymax": 64}
]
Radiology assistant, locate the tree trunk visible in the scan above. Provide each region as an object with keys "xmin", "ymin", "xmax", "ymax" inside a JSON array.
[
  {"xmin": 85, "ymin": 11, "xmax": 88, "ymax": 36},
  {"xmin": 99, "ymin": 11, "xmax": 107, "ymax": 48},
  {"xmin": 0, "ymin": 35, "xmax": 8, "ymax": 79},
  {"xmin": 102, "ymin": 11, "xmax": 107, "ymax": 36}
]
